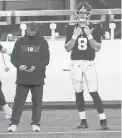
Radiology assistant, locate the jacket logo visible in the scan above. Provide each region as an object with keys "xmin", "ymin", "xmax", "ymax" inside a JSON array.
[{"xmin": 21, "ymin": 45, "xmax": 40, "ymax": 52}]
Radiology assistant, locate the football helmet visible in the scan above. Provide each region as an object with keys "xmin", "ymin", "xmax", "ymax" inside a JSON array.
[{"xmin": 76, "ymin": 1, "xmax": 92, "ymax": 22}]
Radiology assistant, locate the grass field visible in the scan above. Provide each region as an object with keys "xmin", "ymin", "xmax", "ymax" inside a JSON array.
[{"xmin": 0, "ymin": 108, "xmax": 121, "ymax": 138}]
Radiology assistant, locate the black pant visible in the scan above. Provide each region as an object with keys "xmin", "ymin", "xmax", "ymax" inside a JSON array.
[
  {"xmin": 0, "ymin": 81, "xmax": 6, "ymax": 106},
  {"xmin": 10, "ymin": 84, "xmax": 43, "ymax": 125}
]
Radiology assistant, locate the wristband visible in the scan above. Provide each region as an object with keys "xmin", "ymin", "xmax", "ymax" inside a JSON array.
[
  {"xmin": 87, "ymin": 34, "xmax": 93, "ymax": 40},
  {"xmin": 72, "ymin": 35, "xmax": 77, "ymax": 40}
]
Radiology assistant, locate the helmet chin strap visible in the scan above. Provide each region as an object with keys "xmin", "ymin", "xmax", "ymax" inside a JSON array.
[
  {"xmin": 77, "ymin": 15, "xmax": 90, "ymax": 27},
  {"xmin": 79, "ymin": 18, "xmax": 87, "ymax": 23},
  {"xmin": 77, "ymin": 18, "xmax": 88, "ymax": 27},
  {"xmin": 76, "ymin": 13, "xmax": 89, "ymax": 26}
]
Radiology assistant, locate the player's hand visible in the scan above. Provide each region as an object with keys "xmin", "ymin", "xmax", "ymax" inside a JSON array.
[
  {"xmin": 0, "ymin": 47, "xmax": 11, "ymax": 56},
  {"xmin": 0, "ymin": 47, "xmax": 7, "ymax": 53},
  {"xmin": 83, "ymin": 26, "xmax": 92, "ymax": 36},
  {"xmin": 25, "ymin": 66, "xmax": 36, "ymax": 72},
  {"xmin": 73, "ymin": 27, "xmax": 82, "ymax": 37},
  {"xmin": 19, "ymin": 65, "xmax": 27, "ymax": 71}
]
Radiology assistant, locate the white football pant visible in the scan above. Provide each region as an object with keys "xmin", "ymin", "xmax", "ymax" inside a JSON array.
[{"xmin": 71, "ymin": 60, "xmax": 98, "ymax": 93}]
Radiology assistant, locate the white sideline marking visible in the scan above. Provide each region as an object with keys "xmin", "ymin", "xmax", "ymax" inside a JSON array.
[
  {"xmin": 109, "ymin": 125, "xmax": 120, "ymax": 128},
  {"xmin": 0, "ymin": 131, "xmax": 121, "ymax": 135},
  {"xmin": 42, "ymin": 126, "xmax": 120, "ymax": 129}
]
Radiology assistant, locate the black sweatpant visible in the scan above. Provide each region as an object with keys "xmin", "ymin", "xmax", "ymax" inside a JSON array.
[
  {"xmin": 10, "ymin": 84, "xmax": 43, "ymax": 126},
  {"xmin": 0, "ymin": 81, "xmax": 6, "ymax": 106}
]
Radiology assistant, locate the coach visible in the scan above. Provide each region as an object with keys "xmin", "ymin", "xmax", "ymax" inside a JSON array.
[{"xmin": 8, "ymin": 22, "xmax": 50, "ymax": 132}]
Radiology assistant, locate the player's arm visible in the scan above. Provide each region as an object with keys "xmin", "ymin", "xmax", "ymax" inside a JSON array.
[
  {"xmin": 64, "ymin": 26, "xmax": 82, "ymax": 52},
  {"xmin": 84, "ymin": 25, "xmax": 103, "ymax": 52}
]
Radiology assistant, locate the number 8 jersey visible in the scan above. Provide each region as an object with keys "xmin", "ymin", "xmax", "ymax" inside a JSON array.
[{"xmin": 65, "ymin": 23, "xmax": 105, "ymax": 60}]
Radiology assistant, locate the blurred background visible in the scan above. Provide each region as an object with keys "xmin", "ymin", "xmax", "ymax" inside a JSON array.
[
  {"xmin": 0, "ymin": 0, "xmax": 121, "ymax": 104},
  {"xmin": 0, "ymin": 0, "xmax": 121, "ymax": 40},
  {"xmin": 0, "ymin": 1, "xmax": 121, "ymax": 135}
]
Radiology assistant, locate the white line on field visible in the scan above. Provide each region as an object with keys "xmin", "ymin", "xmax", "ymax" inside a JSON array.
[{"xmin": 0, "ymin": 130, "xmax": 121, "ymax": 135}]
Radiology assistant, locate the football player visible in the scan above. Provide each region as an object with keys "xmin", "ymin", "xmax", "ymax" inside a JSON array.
[
  {"xmin": 0, "ymin": 44, "xmax": 12, "ymax": 119},
  {"xmin": 64, "ymin": 1, "xmax": 109, "ymax": 130}
]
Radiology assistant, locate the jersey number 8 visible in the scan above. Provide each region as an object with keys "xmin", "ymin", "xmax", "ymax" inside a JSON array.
[{"xmin": 78, "ymin": 37, "xmax": 88, "ymax": 50}]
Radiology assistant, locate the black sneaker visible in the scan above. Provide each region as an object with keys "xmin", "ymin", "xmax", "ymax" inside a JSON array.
[
  {"xmin": 77, "ymin": 119, "xmax": 88, "ymax": 129},
  {"xmin": 100, "ymin": 119, "xmax": 109, "ymax": 130}
]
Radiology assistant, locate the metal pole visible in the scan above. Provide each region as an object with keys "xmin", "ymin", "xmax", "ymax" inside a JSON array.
[
  {"xmin": 2, "ymin": 0, "xmax": 6, "ymax": 11},
  {"xmin": 70, "ymin": 0, "xmax": 76, "ymax": 21}
]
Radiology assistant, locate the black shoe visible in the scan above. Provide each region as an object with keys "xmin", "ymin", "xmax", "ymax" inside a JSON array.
[
  {"xmin": 100, "ymin": 119, "xmax": 109, "ymax": 130},
  {"xmin": 77, "ymin": 119, "xmax": 88, "ymax": 129}
]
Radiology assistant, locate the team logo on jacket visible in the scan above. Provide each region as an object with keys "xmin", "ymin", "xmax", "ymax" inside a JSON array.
[{"xmin": 21, "ymin": 45, "xmax": 40, "ymax": 52}]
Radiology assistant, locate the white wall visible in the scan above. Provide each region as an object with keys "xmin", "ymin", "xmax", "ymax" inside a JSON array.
[{"xmin": 0, "ymin": 39, "xmax": 121, "ymax": 102}]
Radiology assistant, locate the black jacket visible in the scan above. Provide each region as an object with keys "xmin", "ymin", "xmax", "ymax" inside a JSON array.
[{"xmin": 11, "ymin": 33, "xmax": 50, "ymax": 85}]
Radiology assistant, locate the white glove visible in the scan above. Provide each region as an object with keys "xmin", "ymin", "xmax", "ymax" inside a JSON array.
[
  {"xmin": 84, "ymin": 26, "xmax": 92, "ymax": 36},
  {"xmin": 73, "ymin": 27, "xmax": 82, "ymax": 37}
]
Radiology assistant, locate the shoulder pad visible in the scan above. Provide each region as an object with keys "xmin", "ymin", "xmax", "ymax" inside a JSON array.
[
  {"xmin": 92, "ymin": 21, "xmax": 99, "ymax": 24},
  {"xmin": 91, "ymin": 22, "xmax": 105, "ymax": 36},
  {"xmin": 91, "ymin": 22, "xmax": 102, "ymax": 28},
  {"xmin": 91, "ymin": 22, "xmax": 101, "ymax": 25},
  {"xmin": 65, "ymin": 23, "xmax": 76, "ymax": 29},
  {"xmin": 68, "ymin": 22, "xmax": 76, "ymax": 26}
]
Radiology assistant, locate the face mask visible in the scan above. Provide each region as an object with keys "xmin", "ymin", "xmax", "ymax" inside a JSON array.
[
  {"xmin": 26, "ymin": 22, "xmax": 39, "ymax": 36},
  {"xmin": 27, "ymin": 30, "xmax": 38, "ymax": 36}
]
